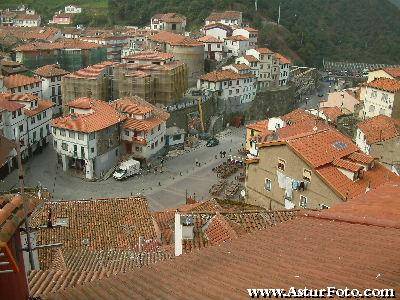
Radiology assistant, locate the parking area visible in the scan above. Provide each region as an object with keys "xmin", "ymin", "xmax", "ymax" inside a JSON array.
[{"xmin": 0, "ymin": 127, "xmax": 246, "ymax": 210}]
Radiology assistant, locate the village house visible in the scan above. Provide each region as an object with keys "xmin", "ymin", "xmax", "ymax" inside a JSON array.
[
  {"xmin": 0, "ymin": 93, "xmax": 53, "ymax": 159},
  {"xmin": 367, "ymin": 67, "xmax": 400, "ymax": 83},
  {"xmin": 232, "ymin": 27, "xmax": 258, "ymax": 47},
  {"xmin": 151, "ymin": 13, "xmax": 186, "ymax": 34},
  {"xmin": 224, "ymin": 35, "xmax": 250, "ymax": 57},
  {"xmin": 147, "ymin": 31, "xmax": 204, "ymax": 87},
  {"xmin": 205, "ymin": 11, "xmax": 243, "ymax": 27},
  {"xmin": 245, "ymin": 48, "xmax": 275, "ymax": 89},
  {"xmin": 34, "ymin": 64, "xmax": 69, "ymax": 116},
  {"xmin": 362, "ymin": 78, "xmax": 400, "ymax": 119},
  {"xmin": 245, "ymin": 127, "xmax": 399, "ymax": 210},
  {"xmin": 61, "ymin": 61, "xmax": 117, "ymax": 110},
  {"xmin": 320, "ymin": 89, "xmax": 361, "ymax": 114},
  {"xmin": 9, "ymin": 13, "xmax": 41, "ymax": 27},
  {"xmin": 113, "ymin": 96, "xmax": 170, "ymax": 161},
  {"xmin": 201, "ymin": 23, "xmax": 233, "ymax": 41},
  {"xmin": 0, "ymin": 60, "xmax": 29, "ymax": 77},
  {"xmin": 235, "ymin": 54, "xmax": 260, "ymax": 77},
  {"xmin": 51, "ymin": 97, "xmax": 125, "ymax": 180},
  {"xmin": 49, "ymin": 13, "xmax": 73, "ymax": 25},
  {"xmin": 355, "ymin": 115, "xmax": 400, "ymax": 175},
  {"xmin": 1, "ymin": 74, "xmax": 42, "ymax": 97},
  {"xmin": 198, "ymin": 68, "xmax": 257, "ymax": 113},
  {"xmin": 276, "ymin": 53, "xmax": 291, "ymax": 86},
  {"xmin": 64, "ymin": 5, "xmax": 82, "ymax": 14},
  {"xmin": 197, "ymin": 36, "xmax": 224, "ymax": 61}
]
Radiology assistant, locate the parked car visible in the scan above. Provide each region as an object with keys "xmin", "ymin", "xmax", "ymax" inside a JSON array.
[
  {"xmin": 113, "ymin": 159, "xmax": 141, "ymax": 180},
  {"xmin": 206, "ymin": 138, "xmax": 219, "ymax": 147}
]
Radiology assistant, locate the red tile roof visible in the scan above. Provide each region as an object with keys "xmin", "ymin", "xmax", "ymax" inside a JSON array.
[
  {"xmin": 275, "ymin": 53, "xmax": 291, "ymax": 64},
  {"xmin": 243, "ymin": 55, "xmax": 258, "ymax": 62},
  {"xmin": 23, "ymin": 100, "xmax": 54, "ymax": 117},
  {"xmin": 52, "ymin": 98, "xmax": 125, "ymax": 133},
  {"xmin": 347, "ymin": 151, "xmax": 374, "ymax": 165},
  {"xmin": 256, "ymin": 47, "xmax": 274, "ymax": 54},
  {"xmin": 206, "ymin": 11, "xmax": 242, "ymax": 21},
  {"xmin": 34, "ymin": 64, "xmax": 69, "ymax": 78},
  {"xmin": 0, "ymin": 92, "xmax": 38, "ymax": 103},
  {"xmin": 366, "ymin": 78, "xmax": 400, "ymax": 93},
  {"xmin": 321, "ymin": 106, "xmax": 345, "ymax": 123},
  {"xmin": 383, "ymin": 67, "xmax": 400, "ymax": 79},
  {"xmin": 149, "ymin": 31, "xmax": 203, "ymax": 47},
  {"xmin": 14, "ymin": 40, "xmax": 103, "ymax": 52},
  {"xmin": 243, "ymin": 26, "xmax": 258, "ymax": 33},
  {"xmin": 152, "ymin": 13, "xmax": 186, "ymax": 23},
  {"xmin": 229, "ymin": 63, "xmax": 250, "ymax": 70},
  {"xmin": 200, "ymin": 69, "xmax": 255, "ymax": 82},
  {"xmin": 246, "ymin": 119, "xmax": 268, "ymax": 132},
  {"xmin": 226, "ymin": 35, "xmax": 248, "ymax": 41},
  {"xmin": 203, "ymin": 22, "xmax": 233, "ymax": 32},
  {"xmin": 332, "ymin": 158, "xmax": 362, "ymax": 172},
  {"xmin": 197, "ymin": 35, "xmax": 223, "ymax": 43},
  {"xmin": 0, "ymin": 135, "xmax": 14, "ymax": 168},
  {"xmin": 357, "ymin": 115, "xmax": 400, "ymax": 144},
  {"xmin": 47, "ymin": 211, "xmax": 400, "ymax": 299},
  {"xmin": 123, "ymin": 51, "xmax": 174, "ymax": 62},
  {"xmin": 277, "ymin": 119, "xmax": 332, "ymax": 140},
  {"xmin": 3, "ymin": 74, "xmax": 42, "ymax": 89},
  {"xmin": 281, "ymin": 108, "xmax": 318, "ymax": 124},
  {"xmin": 65, "ymin": 61, "xmax": 116, "ymax": 79}
]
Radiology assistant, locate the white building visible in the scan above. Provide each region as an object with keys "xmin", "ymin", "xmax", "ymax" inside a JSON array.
[
  {"xmin": 362, "ymin": 78, "xmax": 400, "ymax": 119},
  {"xmin": 276, "ymin": 53, "xmax": 292, "ymax": 86},
  {"xmin": 65, "ymin": 5, "xmax": 82, "ymax": 14},
  {"xmin": 52, "ymin": 98, "xmax": 125, "ymax": 180},
  {"xmin": 224, "ymin": 35, "xmax": 249, "ymax": 57},
  {"xmin": 2, "ymin": 74, "xmax": 43, "ymax": 98},
  {"xmin": 151, "ymin": 13, "xmax": 186, "ymax": 33},
  {"xmin": 232, "ymin": 27, "xmax": 258, "ymax": 48},
  {"xmin": 202, "ymin": 23, "xmax": 233, "ymax": 41},
  {"xmin": 113, "ymin": 96, "xmax": 170, "ymax": 161},
  {"xmin": 197, "ymin": 36, "xmax": 224, "ymax": 61},
  {"xmin": 0, "ymin": 93, "xmax": 53, "ymax": 159},
  {"xmin": 13, "ymin": 13, "xmax": 41, "ymax": 27},
  {"xmin": 205, "ymin": 11, "xmax": 242, "ymax": 27},
  {"xmin": 235, "ymin": 55, "xmax": 260, "ymax": 78},
  {"xmin": 246, "ymin": 48, "xmax": 275, "ymax": 90},
  {"xmin": 34, "ymin": 65, "xmax": 69, "ymax": 116},
  {"xmin": 367, "ymin": 67, "xmax": 400, "ymax": 83},
  {"xmin": 198, "ymin": 69, "xmax": 257, "ymax": 108}
]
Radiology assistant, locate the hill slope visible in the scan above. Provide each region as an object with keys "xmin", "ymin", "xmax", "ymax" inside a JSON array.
[{"xmin": 109, "ymin": 0, "xmax": 400, "ymax": 66}]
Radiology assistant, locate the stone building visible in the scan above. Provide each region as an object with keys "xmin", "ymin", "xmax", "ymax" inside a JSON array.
[
  {"xmin": 147, "ymin": 31, "xmax": 204, "ymax": 87},
  {"xmin": 151, "ymin": 13, "xmax": 186, "ymax": 34}
]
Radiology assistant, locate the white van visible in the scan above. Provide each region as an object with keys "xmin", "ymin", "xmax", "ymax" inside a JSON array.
[{"xmin": 113, "ymin": 159, "xmax": 141, "ymax": 180}]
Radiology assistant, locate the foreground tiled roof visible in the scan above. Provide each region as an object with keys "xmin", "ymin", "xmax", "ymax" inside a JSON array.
[
  {"xmin": 383, "ymin": 67, "xmax": 400, "ymax": 79},
  {"xmin": 357, "ymin": 115, "xmax": 400, "ymax": 144},
  {"xmin": 52, "ymin": 98, "xmax": 125, "ymax": 133},
  {"xmin": 366, "ymin": 78, "xmax": 400, "ymax": 93},
  {"xmin": 30, "ymin": 197, "xmax": 158, "ymax": 271},
  {"xmin": 277, "ymin": 119, "xmax": 332, "ymax": 140},
  {"xmin": 46, "ymin": 204, "xmax": 400, "ymax": 299},
  {"xmin": 321, "ymin": 106, "xmax": 345, "ymax": 123},
  {"xmin": 281, "ymin": 108, "xmax": 318, "ymax": 124},
  {"xmin": 3, "ymin": 74, "xmax": 42, "ymax": 89},
  {"xmin": 200, "ymin": 69, "xmax": 254, "ymax": 82},
  {"xmin": 0, "ymin": 99, "xmax": 24, "ymax": 112},
  {"xmin": 64, "ymin": 61, "xmax": 116, "ymax": 79},
  {"xmin": 24, "ymin": 100, "xmax": 54, "ymax": 117},
  {"xmin": 34, "ymin": 64, "xmax": 69, "ymax": 78},
  {"xmin": 149, "ymin": 31, "xmax": 203, "ymax": 47}
]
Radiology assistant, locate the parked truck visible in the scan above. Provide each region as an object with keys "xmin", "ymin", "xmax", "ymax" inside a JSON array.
[{"xmin": 113, "ymin": 159, "xmax": 141, "ymax": 180}]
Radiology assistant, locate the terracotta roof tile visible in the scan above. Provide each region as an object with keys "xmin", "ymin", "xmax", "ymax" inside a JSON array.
[
  {"xmin": 277, "ymin": 119, "xmax": 332, "ymax": 140},
  {"xmin": 206, "ymin": 11, "xmax": 242, "ymax": 21},
  {"xmin": 230, "ymin": 63, "xmax": 250, "ymax": 70},
  {"xmin": 275, "ymin": 53, "xmax": 291, "ymax": 64},
  {"xmin": 14, "ymin": 40, "xmax": 103, "ymax": 52},
  {"xmin": 123, "ymin": 51, "xmax": 174, "ymax": 62},
  {"xmin": 243, "ymin": 27, "xmax": 258, "ymax": 33},
  {"xmin": 197, "ymin": 35, "xmax": 223, "ymax": 43},
  {"xmin": 52, "ymin": 98, "xmax": 125, "ymax": 133},
  {"xmin": 226, "ymin": 35, "xmax": 248, "ymax": 41},
  {"xmin": 281, "ymin": 108, "xmax": 318, "ymax": 124},
  {"xmin": 152, "ymin": 13, "xmax": 186, "ymax": 23},
  {"xmin": 149, "ymin": 31, "xmax": 203, "ymax": 47},
  {"xmin": 23, "ymin": 100, "xmax": 54, "ymax": 117},
  {"xmin": 0, "ymin": 135, "xmax": 14, "ymax": 167},
  {"xmin": 200, "ymin": 69, "xmax": 255, "ymax": 82},
  {"xmin": 346, "ymin": 151, "xmax": 374, "ymax": 165},
  {"xmin": 256, "ymin": 47, "xmax": 274, "ymax": 54},
  {"xmin": 0, "ymin": 99, "xmax": 24, "ymax": 112},
  {"xmin": 357, "ymin": 115, "xmax": 400, "ymax": 144},
  {"xmin": 3, "ymin": 74, "xmax": 42, "ymax": 89},
  {"xmin": 243, "ymin": 55, "xmax": 258, "ymax": 62},
  {"xmin": 203, "ymin": 22, "xmax": 233, "ymax": 32},
  {"xmin": 383, "ymin": 67, "xmax": 400, "ymax": 79},
  {"xmin": 332, "ymin": 158, "xmax": 363, "ymax": 172},
  {"xmin": 34, "ymin": 65, "xmax": 69, "ymax": 78},
  {"xmin": 367, "ymin": 78, "xmax": 400, "ymax": 93},
  {"xmin": 321, "ymin": 107, "xmax": 345, "ymax": 123}
]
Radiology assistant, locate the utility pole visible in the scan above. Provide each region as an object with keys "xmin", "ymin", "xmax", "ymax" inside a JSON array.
[
  {"xmin": 15, "ymin": 130, "xmax": 35, "ymax": 270},
  {"xmin": 255, "ymin": 0, "xmax": 258, "ymax": 11},
  {"xmin": 277, "ymin": 3, "xmax": 281, "ymax": 26}
]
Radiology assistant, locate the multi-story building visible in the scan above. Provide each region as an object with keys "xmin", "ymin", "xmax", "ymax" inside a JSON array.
[
  {"xmin": 0, "ymin": 93, "xmax": 53, "ymax": 159},
  {"xmin": 232, "ymin": 27, "xmax": 258, "ymax": 47},
  {"xmin": 61, "ymin": 61, "xmax": 117, "ymax": 110},
  {"xmin": 147, "ymin": 31, "xmax": 204, "ymax": 87},
  {"xmin": 13, "ymin": 13, "xmax": 41, "ymax": 27},
  {"xmin": 151, "ymin": 13, "xmax": 186, "ymax": 34},
  {"xmin": 205, "ymin": 11, "xmax": 243, "ymax": 27},
  {"xmin": 355, "ymin": 115, "xmax": 400, "ymax": 174},
  {"xmin": 48, "ymin": 13, "xmax": 73, "ymax": 25},
  {"xmin": 362, "ymin": 78, "xmax": 400, "ymax": 119},
  {"xmin": 198, "ymin": 68, "xmax": 257, "ymax": 113},
  {"xmin": 197, "ymin": 36, "xmax": 224, "ymax": 61},
  {"xmin": 245, "ymin": 128, "xmax": 399, "ymax": 210},
  {"xmin": 224, "ymin": 35, "xmax": 249, "ymax": 57},
  {"xmin": 52, "ymin": 97, "xmax": 125, "ymax": 180},
  {"xmin": 235, "ymin": 55, "xmax": 260, "ymax": 78},
  {"xmin": 65, "ymin": 5, "xmax": 82, "ymax": 14},
  {"xmin": 245, "ymin": 48, "xmax": 275, "ymax": 90},
  {"xmin": 14, "ymin": 40, "xmax": 107, "ymax": 72},
  {"xmin": 113, "ymin": 96, "xmax": 170, "ymax": 161},
  {"xmin": 34, "ymin": 65, "xmax": 69, "ymax": 116},
  {"xmin": 2, "ymin": 74, "xmax": 42, "ymax": 97},
  {"xmin": 276, "ymin": 53, "xmax": 291, "ymax": 86}
]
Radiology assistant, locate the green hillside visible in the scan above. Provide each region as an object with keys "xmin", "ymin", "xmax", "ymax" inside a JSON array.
[
  {"xmin": 389, "ymin": 0, "xmax": 400, "ymax": 8},
  {"xmin": 109, "ymin": 0, "xmax": 400, "ymax": 67}
]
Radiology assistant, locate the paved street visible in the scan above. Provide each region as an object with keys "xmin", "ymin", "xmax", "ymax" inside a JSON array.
[
  {"xmin": 299, "ymin": 81, "xmax": 331, "ymax": 110},
  {"xmin": 0, "ymin": 127, "xmax": 246, "ymax": 210}
]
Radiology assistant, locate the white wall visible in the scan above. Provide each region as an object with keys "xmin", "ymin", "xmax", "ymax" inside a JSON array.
[
  {"xmin": 355, "ymin": 128, "xmax": 371, "ymax": 154},
  {"xmin": 363, "ymin": 87, "xmax": 394, "ymax": 118}
]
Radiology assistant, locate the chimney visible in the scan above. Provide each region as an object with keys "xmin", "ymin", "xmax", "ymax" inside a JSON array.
[
  {"xmin": 174, "ymin": 212, "xmax": 194, "ymax": 257},
  {"xmin": 174, "ymin": 212, "xmax": 183, "ymax": 256}
]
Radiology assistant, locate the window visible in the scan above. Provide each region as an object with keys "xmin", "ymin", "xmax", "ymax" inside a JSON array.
[
  {"xmin": 81, "ymin": 146, "xmax": 85, "ymax": 157},
  {"xmin": 151, "ymin": 143, "xmax": 154, "ymax": 149},
  {"xmin": 320, "ymin": 204, "xmax": 330, "ymax": 209},
  {"xmin": 161, "ymin": 136, "xmax": 164, "ymax": 142},
  {"xmin": 151, "ymin": 129, "xmax": 154, "ymax": 135},
  {"xmin": 32, "ymin": 131, "xmax": 36, "ymax": 142},
  {"xmin": 31, "ymin": 117, "xmax": 35, "ymax": 124},
  {"xmin": 12, "ymin": 111, "xmax": 16, "ymax": 118},
  {"xmin": 52, "ymin": 128, "xmax": 56, "ymax": 135},
  {"xmin": 43, "ymin": 111, "xmax": 47, "ymax": 118},
  {"xmin": 236, "ymin": 89, "xmax": 239, "ymax": 94},
  {"xmin": 369, "ymin": 105, "xmax": 375, "ymax": 113},
  {"xmin": 37, "ymin": 114, "xmax": 42, "ymax": 121},
  {"xmin": 303, "ymin": 169, "xmax": 312, "ymax": 182},
  {"xmin": 371, "ymin": 91, "xmax": 377, "ymax": 98},
  {"xmin": 124, "ymin": 130, "xmax": 130, "ymax": 136},
  {"xmin": 54, "ymin": 140, "xmax": 57, "ymax": 148},
  {"xmin": 89, "ymin": 133, "xmax": 95, "ymax": 140},
  {"xmin": 60, "ymin": 129, "xmax": 66, "ymax": 137},
  {"xmin": 18, "ymin": 109, "xmax": 22, "ymax": 116},
  {"xmin": 264, "ymin": 178, "xmax": 272, "ymax": 191},
  {"xmin": 135, "ymin": 146, "xmax": 142, "ymax": 152},
  {"xmin": 300, "ymin": 195, "xmax": 308, "ymax": 208},
  {"xmin": 69, "ymin": 131, "xmax": 75, "ymax": 138},
  {"xmin": 52, "ymin": 87, "xmax": 56, "ymax": 96},
  {"xmin": 115, "ymin": 148, "xmax": 119, "ymax": 156},
  {"xmin": 277, "ymin": 158, "xmax": 285, "ymax": 171},
  {"xmin": 91, "ymin": 147, "xmax": 94, "ymax": 153},
  {"xmin": 39, "ymin": 127, "xmax": 43, "ymax": 138},
  {"xmin": 18, "ymin": 124, "xmax": 23, "ymax": 133},
  {"xmin": 61, "ymin": 142, "xmax": 68, "ymax": 151},
  {"xmin": 78, "ymin": 133, "xmax": 84, "ymax": 140},
  {"xmin": 158, "ymin": 124, "xmax": 161, "ymax": 131},
  {"xmin": 51, "ymin": 77, "xmax": 55, "ymax": 83}
]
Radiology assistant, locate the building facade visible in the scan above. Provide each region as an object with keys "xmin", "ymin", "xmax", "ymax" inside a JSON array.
[{"xmin": 151, "ymin": 13, "xmax": 186, "ymax": 33}]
